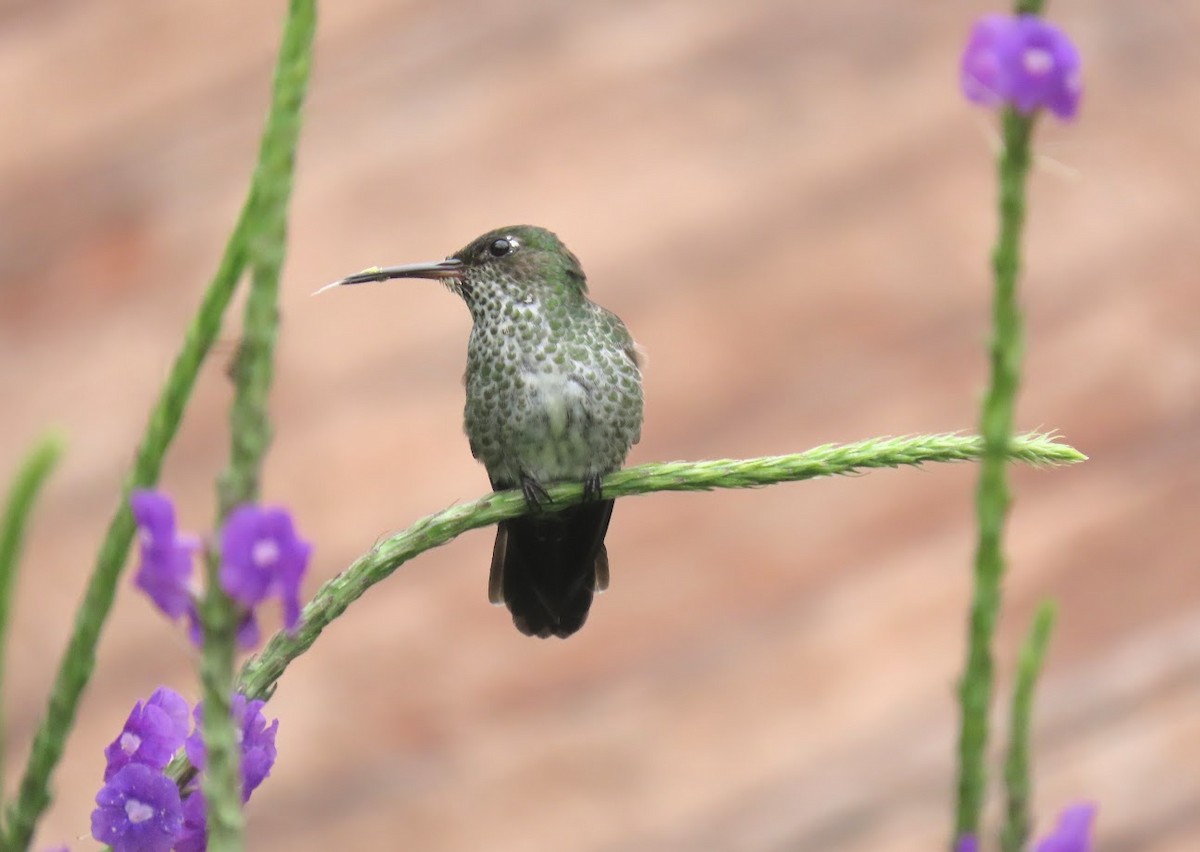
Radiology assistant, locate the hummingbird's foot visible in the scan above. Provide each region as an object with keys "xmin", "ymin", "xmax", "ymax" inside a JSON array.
[
  {"xmin": 520, "ymin": 474, "xmax": 552, "ymax": 512},
  {"xmin": 582, "ymin": 473, "xmax": 604, "ymax": 503}
]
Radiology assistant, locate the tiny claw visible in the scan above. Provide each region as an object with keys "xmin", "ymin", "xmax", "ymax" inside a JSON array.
[
  {"xmin": 520, "ymin": 474, "xmax": 552, "ymax": 512},
  {"xmin": 583, "ymin": 474, "xmax": 604, "ymax": 502}
]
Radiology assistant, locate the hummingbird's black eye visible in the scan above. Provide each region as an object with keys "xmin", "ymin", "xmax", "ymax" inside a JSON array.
[{"xmin": 488, "ymin": 237, "xmax": 515, "ymax": 258}]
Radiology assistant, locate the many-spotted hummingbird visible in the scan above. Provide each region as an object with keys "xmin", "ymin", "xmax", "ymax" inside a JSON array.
[{"xmin": 321, "ymin": 226, "xmax": 644, "ymax": 638}]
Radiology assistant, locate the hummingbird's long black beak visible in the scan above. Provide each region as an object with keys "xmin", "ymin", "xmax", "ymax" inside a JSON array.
[{"xmin": 313, "ymin": 258, "xmax": 464, "ymax": 295}]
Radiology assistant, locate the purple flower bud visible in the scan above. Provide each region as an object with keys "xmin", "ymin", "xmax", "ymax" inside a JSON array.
[
  {"xmin": 103, "ymin": 687, "xmax": 191, "ymax": 781},
  {"xmin": 1036, "ymin": 802, "xmax": 1096, "ymax": 852},
  {"xmin": 185, "ymin": 693, "xmax": 279, "ymax": 802},
  {"xmin": 130, "ymin": 490, "xmax": 198, "ymax": 619},
  {"xmin": 961, "ymin": 14, "xmax": 1082, "ymax": 119},
  {"xmin": 219, "ymin": 505, "xmax": 311, "ymax": 634},
  {"xmin": 954, "ymin": 835, "xmax": 980, "ymax": 852},
  {"xmin": 91, "ymin": 763, "xmax": 183, "ymax": 852}
]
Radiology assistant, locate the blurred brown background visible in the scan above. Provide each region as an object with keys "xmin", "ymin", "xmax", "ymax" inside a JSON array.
[{"xmin": 2, "ymin": 1, "xmax": 1198, "ymax": 849}]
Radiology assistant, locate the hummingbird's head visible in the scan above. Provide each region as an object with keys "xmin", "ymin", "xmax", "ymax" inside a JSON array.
[
  {"xmin": 450, "ymin": 225, "xmax": 587, "ymax": 299},
  {"xmin": 317, "ymin": 225, "xmax": 588, "ymax": 308}
]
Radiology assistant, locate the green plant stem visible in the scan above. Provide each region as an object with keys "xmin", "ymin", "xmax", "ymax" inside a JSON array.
[
  {"xmin": 223, "ymin": 433, "xmax": 1082, "ymax": 702},
  {"xmin": 153, "ymin": 432, "xmax": 1084, "ymax": 782},
  {"xmin": 1001, "ymin": 602, "xmax": 1056, "ymax": 852},
  {"xmin": 0, "ymin": 433, "xmax": 65, "ymax": 820},
  {"xmin": 4, "ymin": 222, "xmax": 250, "ymax": 852},
  {"xmin": 953, "ymin": 103, "xmax": 1037, "ymax": 845},
  {"xmin": 197, "ymin": 1, "xmax": 315, "ymax": 850},
  {"xmin": 155, "ymin": 432, "xmax": 1082, "ymax": 784}
]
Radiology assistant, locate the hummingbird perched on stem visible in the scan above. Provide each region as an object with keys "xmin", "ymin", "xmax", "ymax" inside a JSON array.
[{"xmin": 320, "ymin": 226, "xmax": 644, "ymax": 638}]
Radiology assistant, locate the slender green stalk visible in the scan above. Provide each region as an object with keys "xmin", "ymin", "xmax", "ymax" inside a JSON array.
[
  {"xmin": 196, "ymin": 1, "xmax": 315, "ymax": 849},
  {"xmin": 223, "ymin": 433, "xmax": 1082, "ymax": 702},
  {"xmin": 1001, "ymin": 602, "xmax": 1056, "ymax": 852},
  {"xmin": 953, "ymin": 96, "xmax": 1040, "ymax": 846},
  {"xmin": 155, "ymin": 433, "xmax": 1089, "ymax": 787},
  {"xmin": 0, "ymin": 433, "xmax": 65, "ymax": 819},
  {"xmin": 4, "ymin": 219, "xmax": 250, "ymax": 851},
  {"xmin": 154, "ymin": 432, "xmax": 1082, "ymax": 783}
]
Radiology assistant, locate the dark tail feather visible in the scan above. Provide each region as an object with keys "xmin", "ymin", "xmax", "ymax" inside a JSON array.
[{"xmin": 490, "ymin": 499, "xmax": 614, "ymax": 638}]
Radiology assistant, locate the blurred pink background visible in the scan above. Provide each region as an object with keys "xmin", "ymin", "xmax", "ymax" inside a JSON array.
[{"xmin": 2, "ymin": 2, "xmax": 1198, "ymax": 849}]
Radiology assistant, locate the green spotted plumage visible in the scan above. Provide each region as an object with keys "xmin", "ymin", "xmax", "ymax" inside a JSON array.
[
  {"xmin": 457, "ymin": 229, "xmax": 642, "ymax": 491},
  {"xmin": 325, "ymin": 225, "xmax": 644, "ymax": 637}
]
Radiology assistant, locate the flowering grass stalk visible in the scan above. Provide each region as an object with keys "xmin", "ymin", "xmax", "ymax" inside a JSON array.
[
  {"xmin": 195, "ymin": 0, "xmax": 316, "ymax": 848},
  {"xmin": 223, "ymin": 433, "xmax": 1083, "ymax": 703},
  {"xmin": 1001, "ymin": 603, "xmax": 1057, "ymax": 852}
]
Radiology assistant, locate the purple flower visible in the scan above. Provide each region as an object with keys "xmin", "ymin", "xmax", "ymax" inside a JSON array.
[
  {"xmin": 130, "ymin": 490, "xmax": 198, "ymax": 619},
  {"xmin": 219, "ymin": 505, "xmax": 311, "ymax": 634},
  {"xmin": 174, "ymin": 791, "xmax": 207, "ymax": 852},
  {"xmin": 91, "ymin": 763, "xmax": 183, "ymax": 852},
  {"xmin": 1036, "ymin": 803, "xmax": 1096, "ymax": 852},
  {"xmin": 185, "ymin": 693, "xmax": 279, "ymax": 802},
  {"xmin": 954, "ymin": 835, "xmax": 979, "ymax": 852},
  {"xmin": 103, "ymin": 687, "xmax": 190, "ymax": 781},
  {"xmin": 961, "ymin": 14, "xmax": 1082, "ymax": 119}
]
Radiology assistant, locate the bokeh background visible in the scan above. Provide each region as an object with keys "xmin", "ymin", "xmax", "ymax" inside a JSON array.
[{"xmin": 2, "ymin": 2, "xmax": 1198, "ymax": 849}]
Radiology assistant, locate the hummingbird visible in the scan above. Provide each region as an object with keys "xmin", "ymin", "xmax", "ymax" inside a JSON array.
[{"xmin": 321, "ymin": 226, "xmax": 644, "ymax": 638}]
